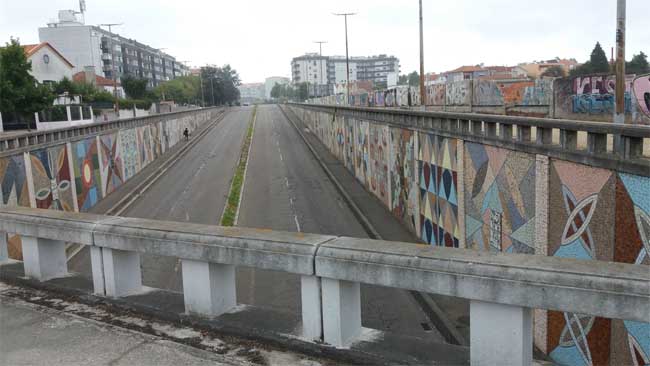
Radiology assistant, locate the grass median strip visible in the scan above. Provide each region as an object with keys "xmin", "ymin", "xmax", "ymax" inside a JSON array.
[{"xmin": 220, "ymin": 106, "xmax": 257, "ymax": 226}]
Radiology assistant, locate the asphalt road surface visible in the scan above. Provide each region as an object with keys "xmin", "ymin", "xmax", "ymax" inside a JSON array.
[{"xmin": 70, "ymin": 104, "xmax": 441, "ymax": 341}]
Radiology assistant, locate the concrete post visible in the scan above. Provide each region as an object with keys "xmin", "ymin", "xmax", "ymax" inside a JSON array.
[
  {"xmin": 181, "ymin": 259, "xmax": 236, "ymax": 317},
  {"xmin": 0, "ymin": 231, "xmax": 8, "ymax": 262},
  {"xmin": 470, "ymin": 300, "xmax": 533, "ymax": 366},
  {"xmin": 100, "ymin": 248, "xmax": 142, "ymax": 297},
  {"xmin": 321, "ymin": 278, "xmax": 361, "ymax": 347},
  {"xmin": 301, "ymin": 275, "xmax": 322, "ymax": 341},
  {"xmin": 21, "ymin": 236, "xmax": 67, "ymax": 281},
  {"xmin": 90, "ymin": 246, "xmax": 105, "ymax": 295}
]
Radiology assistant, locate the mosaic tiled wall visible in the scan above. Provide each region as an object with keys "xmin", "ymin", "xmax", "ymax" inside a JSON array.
[
  {"xmin": 464, "ymin": 143, "xmax": 536, "ymax": 254},
  {"xmin": 1, "ymin": 110, "xmax": 215, "ymax": 259},
  {"xmin": 290, "ymin": 106, "xmax": 649, "ymax": 366}
]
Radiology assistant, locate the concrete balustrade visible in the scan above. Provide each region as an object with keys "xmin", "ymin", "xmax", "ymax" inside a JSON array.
[
  {"xmin": 295, "ymin": 103, "xmax": 650, "ymax": 176},
  {"xmin": 0, "ymin": 207, "xmax": 648, "ymax": 366}
]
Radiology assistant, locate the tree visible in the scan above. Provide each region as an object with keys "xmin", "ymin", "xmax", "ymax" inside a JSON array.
[
  {"xmin": 154, "ymin": 75, "xmax": 201, "ymax": 104},
  {"xmin": 200, "ymin": 65, "xmax": 242, "ymax": 106},
  {"xmin": 121, "ymin": 75, "xmax": 148, "ymax": 99},
  {"xmin": 589, "ymin": 42, "xmax": 610, "ymax": 74},
  {"xmin": 52, "ymin": 77, "xmax": 78, "ymax": 95},
  {"xmin": 408, "ymin": 71, "xmax": 420, "ymax": 87},
  {"xmin": 569, "ymin": 42, "xmax": 611, "ymax": 77},
  {"xmin": 0, "ymin": 38, "xmax": 55, "ymax": 118},
  {"xmin": 540, "ymin": 65, "xmax": 566, "ymax": 78},
  {"xmin": 627, "ymin": 52, "xmax": 649, "ymax": 75}
]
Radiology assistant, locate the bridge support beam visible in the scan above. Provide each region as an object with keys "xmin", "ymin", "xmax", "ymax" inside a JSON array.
[
  {"xmin": 470, "ymin": 300, "xmax": 532, "ymax": 366},
  {"xmin": 21, "ymin": 236, "xmax": 67, "ymax": 281},
  {"xmin": 301, "ymin": 275, "xmax": 322, "ymax": 341},
  {"xmin": 96, "ymin": 248, "xmax": 142, "ymax": 297},
  {"xmin": 322, "ymin": 278, "xmax": 361, "ymax": 348},
  {"xmin": 181, "ymin": 259, "xmax": 236, "ymax": 317}
]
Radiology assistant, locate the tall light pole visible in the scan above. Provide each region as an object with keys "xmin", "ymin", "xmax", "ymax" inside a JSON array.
[
  {"xmin": 334, "ymin": 13, "xmax": 355, "ymax": 104},
  {"xmin": 314, "ymin": 41, "xmax": 327, "ymax": 96},
  {"xmin": 99, "ymin": 23, "xmax": 123, "ymax": 114},
  {"xmin": 419, "ymin": 0, "xmax": 426, "ymax": 107},
  {"xmin": 615, "ymin": 0, "xmax": 626, "ymax": 126}
]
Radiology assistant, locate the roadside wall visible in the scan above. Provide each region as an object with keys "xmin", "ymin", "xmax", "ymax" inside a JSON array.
[
  {"xmin": 0, "ymin": 108, "xmax": 220, "ymax": 258},
  {"xmin": 308, "ymin": 74, "xmax": 650, "ymax": 125},
  {"xmin": 288, "ymin": 104, "xmax": 649, "ymax": 366}
]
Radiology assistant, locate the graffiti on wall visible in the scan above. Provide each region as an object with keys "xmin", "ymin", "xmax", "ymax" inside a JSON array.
[
  {"xmin": 389, "ymin": 128, "xmax": 418, "ymax": 232},
  {"xmin": 0, "ymin": 155, "xmax": 30, "ymax": 207},
  {"xmin": 473, "ymin": 80, "xmax": 504, "ymax": 106},
  {"xmin": 343, "ymin": 117, "xmax": 355, "ymax": 172},
  {"xmin": 464, "ymin": 143, "xmax": 536, "ymax": 254},
  {"xmin": 99, "ymin": 132, "xmax": 123, "ymax": 195},
  {"xmin": 354, "ymin": 120, "xmax": 369, "ymax": 185},
  {"xmin": 446, "ymin": 81, "xmax": 471, "ymax": 106},
  {"xmin": 426, "ymin": 84, "xmax": 446, "ymax": 106},
  {"xmin": 417, "ymin": 133, "xmax": 459, "ymax": 247},
  {"xmin": 71, "ymin": 137, "xmax": 103, "ymax": 211},
  {"xmin": 633, "ymin": 74, "xmax": 650, "ymax": 117},
  {"xmin": 368, "ymin": 124, "xmax": 390, "ymax": 208},
  {"xmin": 30, "ymin": 146, "xmax": 75, "ymax": 211}
]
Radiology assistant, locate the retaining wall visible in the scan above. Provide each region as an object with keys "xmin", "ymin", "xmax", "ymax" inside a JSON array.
[
  {"xmin": 287, "ymin": 103, "xmax": 650, "ymax": 366},
  {"xmin": 0, "ymin": 108, "xmax": 221, "ymax": 258}
]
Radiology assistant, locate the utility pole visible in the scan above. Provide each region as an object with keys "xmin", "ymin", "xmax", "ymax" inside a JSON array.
[
  {"xmin": 314, "ymin": 41, "xmax": 327, "ymax": 96},
  {"xmin": 615, "ymin": 0, "xmax": 626, "ymax": 126},
  {"xmin": 99, "ymin": 23, "xmax": 123, "ymax": 115},
  {"xmin": 419, "ymin": 0, "xmax": 426, "ymax": 107},
  {"xmin": 210, "ymin": 74, "xmax": 215, "ymax": 106},
  {"xmin": 334, "ymin": 13, "xmax": 355, "ymax": 105}
]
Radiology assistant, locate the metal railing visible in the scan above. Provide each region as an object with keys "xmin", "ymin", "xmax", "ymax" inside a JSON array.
[
  {"xmin": 0, "ymin": 207, "xmax": 647, "ymax": 366},
  {"xmin": 292, "ymin": 103, "xmax": 650, "ymax": 177}
]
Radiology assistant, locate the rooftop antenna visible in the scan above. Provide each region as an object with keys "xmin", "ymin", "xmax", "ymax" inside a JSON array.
[{"xmin": 74, "ymin": 0, "xmax": 87, "ymax": 24}]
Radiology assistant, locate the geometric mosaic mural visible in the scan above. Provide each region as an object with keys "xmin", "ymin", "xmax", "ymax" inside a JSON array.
[
  {"xmin": 464, "ymin": 143, "xmax": 536, "ymax": 253},
  {"xmin": 548, "ymin": 160, "xmax": 615, "ymax": 366},
  {"xmin": 71, "ymin": 137, "xmax": 103, "ymax": 211},
  {"xmin": 417, "ymin": 132, "xmax": 459, "ymax": 247},
  {"xmin": 368, "ymin": 124, "xmax": 390, "ymax": 207},
  {"xmin": 30, "ymin": 145, "xmax": 75, "ymax": 211},
  {"xmin": 99, "ymin": 132, "xmax": 124, "ymax": 195},
  {"xmin": 0, "ymin": 154, "xmax": 30, "ymax": 208},
  {"xmin": 120, "ymin": 128, "xmax": 139, "ymax": 180},
  {"xmin": 354, "ymin": 120, "xmax": 369, "ymax": 186},
  {"xmin": 389, "ymin": 127, "xmax": 417, "ymax": 232}
]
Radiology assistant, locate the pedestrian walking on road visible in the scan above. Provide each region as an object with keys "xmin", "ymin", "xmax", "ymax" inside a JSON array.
[{"xmin": 183, "ymin": 128, "xmax": 189, "ymax": 141}]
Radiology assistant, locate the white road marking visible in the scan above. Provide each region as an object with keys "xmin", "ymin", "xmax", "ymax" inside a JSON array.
[
  {"xmin": 285, "ymin": 177, "xmax": 290, "ymax": 188},
  {"xmin": 279, "ymin": 153, "xmax": 283, "ymax": 161},
  {"xmin": 294, "ymin": 215, "xmax": 301, "ymax": 232}
]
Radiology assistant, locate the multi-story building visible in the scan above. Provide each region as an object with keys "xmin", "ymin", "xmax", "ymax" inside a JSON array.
[
  {"xmin": 264, "ymin": 76, "xmax": 290, "ymax": 99},
  {"xmin": 238, "ymin": 83, "xmax": 265, "ymax": 103},
  {"xmin": 291, "ymin": 53, "xmax": 399, "ymax": 96},
  {"xmin": 39, "ymin": 10, "xmax": 188, "ymax": 89}
]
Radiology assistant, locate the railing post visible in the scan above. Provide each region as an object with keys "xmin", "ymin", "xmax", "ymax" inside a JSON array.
[
  {"xmin": 97, "ymin": 248, "xmax": 142, "ymax": 297},
  {"xmin": 301, "ymin": 275, "xmax": 323, "ymax": 341},
  {"xmin": 470, "ymin": 300, "xmax": 532, "ymax": 366},
  {"xmin": 0, "ymin": 230, "xmax": 8, "ymax": 262},
  {"xmin": 322, "ymin": 278, "xmax": 361, "ymax": 347},
  {"xmin": 181, "ymin": 259, "xmax": 236, "ymax": 317},
  {"xmin": 21, "ymin": 236, "xmax": 67, "ymax": 281}
]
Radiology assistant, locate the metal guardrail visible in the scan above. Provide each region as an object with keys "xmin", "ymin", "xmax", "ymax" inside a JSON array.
[
  {"xmin": 0, "ymin": 207, "xmax": 648, "ymax": 365},
  {"xmin": 0, "ymin": 107, "xmax": 219, "ymax": 155},
  {"xmin": 292, "ymin": 103, "xmax": 650, "ymax": 177}
]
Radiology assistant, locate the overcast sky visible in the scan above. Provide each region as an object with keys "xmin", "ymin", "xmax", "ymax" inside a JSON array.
[{"xmin": 2, "ymin": 0, "xmax": 649, "ymax": 83}]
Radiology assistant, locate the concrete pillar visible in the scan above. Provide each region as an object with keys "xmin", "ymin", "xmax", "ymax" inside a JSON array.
[
  {"xmin": 90, "ymin": 247, "xmax": 105, "ymax": 295},
  {"xmin": 0, "ymin": 231, "xmax": 8, "ymax": 262},
  {"xmin": 100, "ymin": 248, "xmax": 142, "ymax": 297},
  {"xmin": 181, "ymin": 259, "xmax": 236, "ymax": 317},
  {"xmin": 321, "ymin": 278, "xmax": 361, "ymax": 348},
  {"xmin": 301, "ymin": 275, "xmax": 322, "ymax": 341},
  {"xmin": 21, "ymin": 236, "xmax": 67, "ymax": 281},
  {"xmin": 470, "ymin": 300, "xmax": 532, "ymax": 366}
]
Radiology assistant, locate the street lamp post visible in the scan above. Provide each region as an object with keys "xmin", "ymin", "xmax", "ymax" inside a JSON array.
[
  {"xmin": 99, "ymin": 23, "xmax": 123, "ymax": 115},
  {"xmin": 419, "ymin": 0, "xmax": 426, "ymax": 107},
  {"xmin": 614, "ymin": 0, "xmax": 626, "ymax": 154},
  {"xmin": 334, "ymin": 13, "xmax": 355, "ymax": 105},
  {"xmin": 314, "ymin": 41, "xmax": 327, "ymax": 96}
]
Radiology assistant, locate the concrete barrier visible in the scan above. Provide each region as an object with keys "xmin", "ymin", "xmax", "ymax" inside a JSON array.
[{"xmin": 0, "ymin": 207, "xmax": 647, "ymax": 365}]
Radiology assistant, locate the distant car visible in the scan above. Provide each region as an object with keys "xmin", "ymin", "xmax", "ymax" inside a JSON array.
[{"xmin": 242, "ymin": 102, "xmax": 250, "ymax": 106}]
